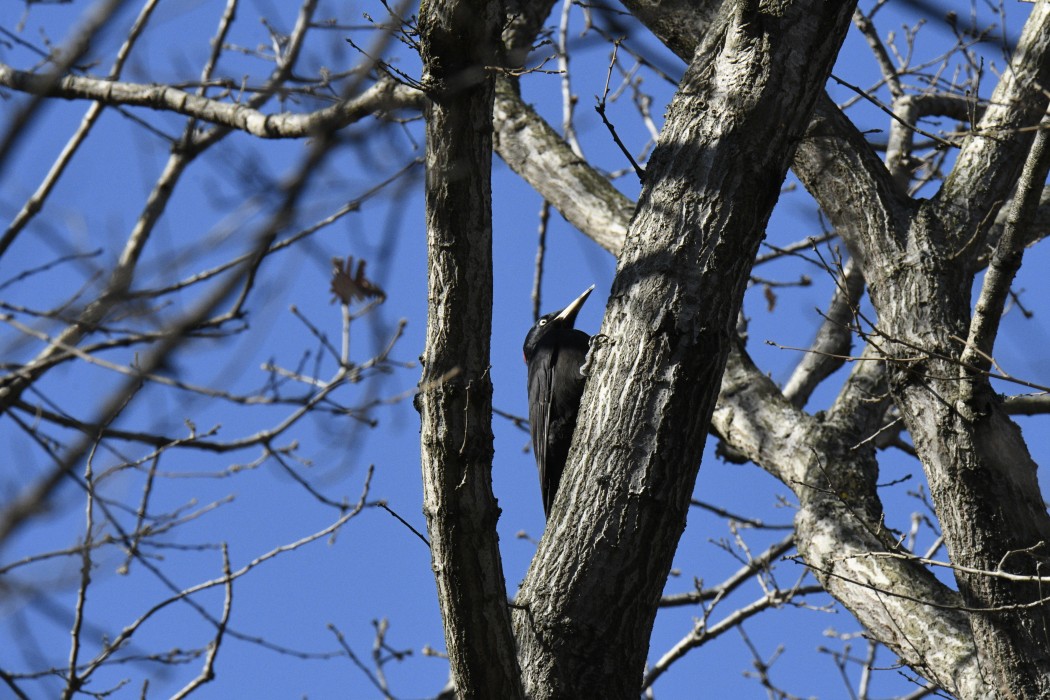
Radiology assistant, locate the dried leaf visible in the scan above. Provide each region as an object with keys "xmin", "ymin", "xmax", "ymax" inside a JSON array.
[{"xmin": 330, "ymin": 255, "xmax": 386, "ymax": 305}]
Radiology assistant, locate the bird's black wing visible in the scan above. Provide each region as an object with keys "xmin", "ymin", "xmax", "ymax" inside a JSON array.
[
  {"xmin": 527, "ymin": 331, "xmax": 589, "ymax": 516},
  {"xmin": 527, "ymin": 347, "xmax": 555, "ymax": 513}
]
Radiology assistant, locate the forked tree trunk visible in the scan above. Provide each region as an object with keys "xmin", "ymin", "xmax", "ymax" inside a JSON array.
[{"xmin": 512, "ymin": 2, "xmax": 857, "ymax": 697}]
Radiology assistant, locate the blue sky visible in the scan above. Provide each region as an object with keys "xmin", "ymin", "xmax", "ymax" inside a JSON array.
[{"xmin": 1, "ymin": 1, "xmax": 1048, "ymax": 698}]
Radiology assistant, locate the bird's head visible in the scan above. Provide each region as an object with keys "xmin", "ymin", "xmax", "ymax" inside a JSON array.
[{"xmin": 523, "ymin": 285, "xmax": 594, "ymax": 363}]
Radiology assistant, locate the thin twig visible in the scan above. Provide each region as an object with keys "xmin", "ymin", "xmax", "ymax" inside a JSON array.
[{"xmin": 596, "ymin": 39, "xmax": 644, "ymax": 182}]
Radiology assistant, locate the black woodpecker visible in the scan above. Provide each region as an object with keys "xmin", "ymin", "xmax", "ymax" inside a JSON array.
[{"xmin": 523, "ymin": 285, "xmax": 594, "ymax": 518}]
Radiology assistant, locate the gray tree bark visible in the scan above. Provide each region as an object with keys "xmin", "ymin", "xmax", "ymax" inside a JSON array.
[
  {"xmin": 4, "ymin": 0, "xmax": 1050, "ymax": 696},
  {"xmin": 489, "ymin": 0, "xmax": 1050, "ymax": 695},
  {"xmin": 416, "ymin": 1, "xmax": 524, "ymax": 698},
  {"xmin": 794, "ymin": 5, "xmax": 1050, "ymax": 694},
  {"xmin": 511, "ymin": 2, "xmax": 858, "ymax": 697}
]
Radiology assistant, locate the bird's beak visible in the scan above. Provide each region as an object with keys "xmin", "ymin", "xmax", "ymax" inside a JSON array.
[{"xmin": 554, "ymin": 285, "xmax": 595, "ymax": 326}]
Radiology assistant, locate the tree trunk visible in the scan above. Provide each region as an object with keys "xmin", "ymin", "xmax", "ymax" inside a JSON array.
[
  {"xmin": 417, "ymin": 1, "xmax": 524, "ymax": 697},
  {"xmin": 512, "ymin": 2, "xmax": 857, "ymax": 697},
  {"xmin": 796, "ymin": 4, "xmax": 1050, "ymax": 695}
]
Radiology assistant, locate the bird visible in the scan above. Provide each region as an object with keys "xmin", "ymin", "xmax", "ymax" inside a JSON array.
[{"xmin": 523, "ymin": 285, "xmax": 594, "ymax": 518}]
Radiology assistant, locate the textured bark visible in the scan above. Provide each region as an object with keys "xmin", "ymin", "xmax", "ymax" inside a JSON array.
[
  {"xmin": 416, "ymin": 1, "xmax": 523, "ymax": 697},
  {"xmin": 492, "ymin": 88, "xmax": 998, "ymax": 690},
  {"xmin": 781, "ymin": 257, "xmax": 864, "ymax": 407},
  {"xmin": 6, "ymin": 0, "xmax": 1050, "ymax": 695},
  {"xmin": 618, "ymin": 0, "xmax": 721, "ymax": 61},
  {"xmin": 511, "ymin": 2, "xmax": 857, "ymax": 697},
  {"xmin": 795, "ymin": 4, "xmax": 1050, "ymax": 696},
  {"xmin": 493, "ymin": 76, "xmax": 631, "ymax": 255},
  {"xmin": 716, "ymin": 345, "xmax": 995, "ymax": 698},
  {"xmin": 420, "ymin": 0, "xmax": 1049, "ymax": 695},
  {"xmin": 487, "ymin": 5, "xmax": 1003, "ymax": 696},
  {"xmin": 487, "ymin": 16, "xmax": 998, "ymax": 695}
]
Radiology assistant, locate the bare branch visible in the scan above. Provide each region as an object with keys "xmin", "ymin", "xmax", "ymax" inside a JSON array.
[
  {"xmin": 1003, "ymin": 393, "xmax": 1050, "ymax": 415},
  {"xmin": 939, "ymin": 2, "xmax": 1050, "ymax": 242},
  {"xmin": 660, "ymin": 533, "xmax": 797, "ymax": 608},
  {"xmin": 782, "ymin": 257, "xmax": 864, "ymax": 408},
  {"xmin": 960, "ymin": 117, "xmax": 1050, "ymax": 377},
  {"xmin": 493, "ymin": 77, "xmax": 633, "ymax": 255},
  {"xmin": 645, "ymin": 583, "xmax": 824, "ymax": 689},
  {"xmin": 169, "ymin": 545, "xmax": 233, "ymax": 700},
  {"xmin": 0, "ymin": 0, "xmax": 130, "ymax": 170},
  {"xmin": 0, "ymin": 65, "xmax": 424, "ymax": 139},
  {"xmin": 1, "ymin": 0, "xmax": 162, "ymax": 256}
]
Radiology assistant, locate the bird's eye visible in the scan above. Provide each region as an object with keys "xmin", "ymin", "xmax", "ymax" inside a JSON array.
[{"xmin": 538, "ymin": 319, "xmax": 547, "ymax": 326}]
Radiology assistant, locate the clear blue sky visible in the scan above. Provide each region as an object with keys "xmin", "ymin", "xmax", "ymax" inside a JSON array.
[{"xmin": 1, "ymin": 1, "xmax": 1047, "ymax": 698}]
